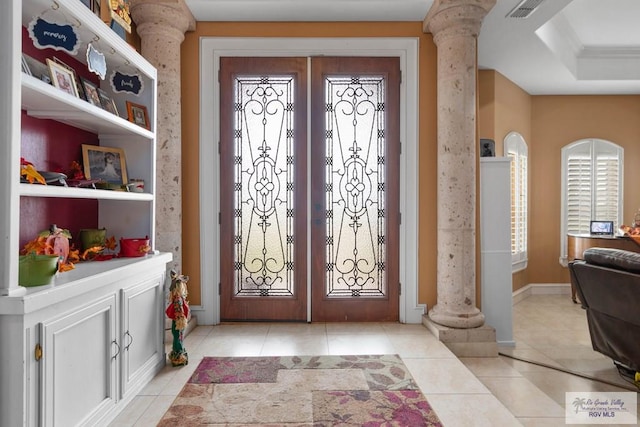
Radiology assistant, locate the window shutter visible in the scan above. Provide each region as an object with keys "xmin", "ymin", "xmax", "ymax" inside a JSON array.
[
  {"xmin": 566, "ymin": 156, "xmax": 592, "ymax": 234},
  {"xmin": 516, "ymin": 153, "xmax": 527, "ymax": 252},
  {"xmin": 561, "ymin": 139, "xmax": 623, "ymax": 265},
  {"xmin": 594, "ymin": 155, "xmax": 619, "ymax": 228},
  {"xmin": 505, "ymin": 132, "xmax": 528, "ymax": 269}
]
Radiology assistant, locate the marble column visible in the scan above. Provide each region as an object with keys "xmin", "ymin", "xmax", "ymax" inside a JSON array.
[
  {"xmin": 424, "ymin": 0, "xmax": 495, "ymax": 329},
  {"xmin": 130, "ymin": 0, "xmax": 195, "ymax": 272}
]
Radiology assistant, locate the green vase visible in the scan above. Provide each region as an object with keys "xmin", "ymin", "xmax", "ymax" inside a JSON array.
[
  {"xmin": 19, "ymin": 253, "xmax": 59, "ymax": 287},
  {"xmin": 79, "ymin": 228, "xmax": 107, "ymax": 251}
]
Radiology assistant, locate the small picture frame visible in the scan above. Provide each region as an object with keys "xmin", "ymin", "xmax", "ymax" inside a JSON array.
[
  {"xmin": 23, "ymin": 54, "xmax": 51, "ymax": 83},
  {"xmin": 47, "ymin": 58, "xmax": 78, "ymax": 97},
  {"xmin": 21, "ymin": 54, "xmax": 32, "ymax": 76},
  {"xmin": 126, "ymin": 101, "xmax": 150, "ymax": 130},
  {"xmin": 92, "ymin": 0, "xmax": 101, "ymax": 17},
  {"xmin": 97, "ymin": 88, "xmax": 119, "ymax": 116},
  {"xmin": 81, "ymin": 78, "xmax": 102, "ymax": 108},
  {"xmin": 52, "ymin": 56, "xmax": 86, "ymax": 101},
  {"xmin": 82, "ymin": 144, "xmax": 128, "ymax": 185},
  {"xmin": 480, "ymin": 138, "xmax": 496, "ymax": 157}
]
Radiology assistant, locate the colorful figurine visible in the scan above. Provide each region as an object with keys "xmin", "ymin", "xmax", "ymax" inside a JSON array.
[{"xmin": 166, "ymin": 269, "xmax": 190, "ymax": 366}]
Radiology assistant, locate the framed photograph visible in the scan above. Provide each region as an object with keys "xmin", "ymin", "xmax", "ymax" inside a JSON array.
[
  {"xmin": 23, "ymin": 54, "xmax": 51, "ymax": 83},
  {"xmin": 21, "ymin": 54, "xmax": 32, "ymax": 76},
  {"xmin": 126, "ymin": 101, "xmax": 150, "ymax": 130},
  {"xmin": 92, "ymin": 0, "xmax": 101, "ymax": 17},
  {"xmin": 480, "ymin": 138, "xmax": 496, "ymax": 157},
  {"xmin": 52, "ymin": 56, "xmax": 86, "ymax": 101},
  {"xmin": 81, "ymin": 78, "xmax": 102, "ymax": 108},
  {"xmin": 82, "ymin": 144, "xmax": 128, "ymax": 185},
  {"xmin": 97, "ymin": 88, "xmax": 119, "ymax": 116},
  {"xmin": 46, "ymin": 59, "xmax": 78, "ymax": 97}
]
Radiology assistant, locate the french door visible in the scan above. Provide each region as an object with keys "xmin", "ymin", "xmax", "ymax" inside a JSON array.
[{"xmin": 219, "ymin": 56, "xmax": 400, "ymax": 322}]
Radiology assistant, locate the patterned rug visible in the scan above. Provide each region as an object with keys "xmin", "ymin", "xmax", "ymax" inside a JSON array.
[{"xmin": 159, "ymin": 354, "xmax": 443, "ymax": 426}]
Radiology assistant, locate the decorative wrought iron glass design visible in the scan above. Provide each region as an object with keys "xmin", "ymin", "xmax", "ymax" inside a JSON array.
[
  {"xmin": 324, "ymin": 75, "xmax": 387, "ymax": 298},
  {"xmin": 233, "ymin": 75, "xmax": 295, "ymax": 297}
]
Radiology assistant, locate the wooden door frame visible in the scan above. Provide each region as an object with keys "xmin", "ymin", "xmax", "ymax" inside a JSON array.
[{"xmin": 197, "ymin": 38, "xmax": 424, "ymax": 325}]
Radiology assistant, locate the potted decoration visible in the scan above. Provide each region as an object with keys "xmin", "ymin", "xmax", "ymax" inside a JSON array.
[
  {"xmin": 19, "ymin": 224, "xmax": 75, "ymax": 286},
  {"xmin": 119, "ymin": 236, "xmax": 150, "ymax": 257},
  {"xmin": 18, "ymin": 252, "xmax": 59, "ymax": 287}
]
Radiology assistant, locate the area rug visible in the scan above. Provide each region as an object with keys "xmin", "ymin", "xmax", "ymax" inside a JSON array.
[{"xmin": 159, "ymin": 354, "xmax": 443, "ymax": 426}]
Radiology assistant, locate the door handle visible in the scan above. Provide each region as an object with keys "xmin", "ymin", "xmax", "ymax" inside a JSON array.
[{"xmin": 111, "ymin": 340, "xmax": 121, "ymax": 360}]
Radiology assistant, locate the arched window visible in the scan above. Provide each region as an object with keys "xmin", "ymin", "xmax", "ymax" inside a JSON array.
[
  {"xmin": 560, "ymin": 139, "xmax": 623, "ymax": 265},
  {"xmin": 504, "ymin": 132, "xmax": 528, "ymax": 272}
]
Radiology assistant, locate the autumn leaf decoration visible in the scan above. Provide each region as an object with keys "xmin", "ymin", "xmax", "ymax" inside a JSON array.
[
  {"xmin": 81, "ymin": 236, "xmax": 118, "ymax": 261},
  {"xmin": 22, "ymin": 236, "xmax": 52, "ymax": 256},
  {"xmin": 105, "ymin": 236, "xmax": 117, "ymax": 252},
  {"xmin": 67, "ymin": 160, "xmax": 85, "ymax": 180},
  {"xmin": 20, "ymin": 157, "xmax": 46, "ymax": 185},
  {"xmin": 22, "ymin": 226, "xmax": 75, "ymax": 272}
]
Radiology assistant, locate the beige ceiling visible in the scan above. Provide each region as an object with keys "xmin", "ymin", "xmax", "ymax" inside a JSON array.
[{"xmin": 184, "ymin": 0, "xmax": 640, "ymax": 95}]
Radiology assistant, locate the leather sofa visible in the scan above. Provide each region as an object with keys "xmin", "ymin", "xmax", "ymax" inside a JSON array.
[{"xmin": 569, "ymin": 247, "xmax": 640, "ymax": 374}]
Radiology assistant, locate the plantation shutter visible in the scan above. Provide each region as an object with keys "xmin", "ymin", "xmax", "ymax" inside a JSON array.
[
  {"xmin": 566, "ymin": 155, "xmax": 592, "ymax": 234},
  {"xmin": 507, "ymin": 151, "xmax": 527, "ymax": 254},
  {"xmin": 564, "ymin": 139, "xmax": 622, "ymax": 235},
  {"xmin": 594, "ymin": 154, "xmax": 619, "ymax": 228},
  {"xmin": 509, "ymin": 153, "xmax": 518, "ymax": 253},
  {"xmin": 505, "ymin": 132, "xmax": 528, "ymax": 269},
  {"xmin": 515, "ymin": 153, "xmax": 527, "ymax": 253}
]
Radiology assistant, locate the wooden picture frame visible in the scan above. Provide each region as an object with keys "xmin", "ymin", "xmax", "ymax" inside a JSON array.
[
  {"xmin": 126, "ymin": 101, "xmax": 150, "ymax": 130},
  {"xmin": 46, "ymin": 59, "xmax": 78, "ymax": 97},
  {"xmin": 52, "ymin": 56, "xmax": 86, "ymax": 101},
  {"xmin": 97, "ymin": 88, "xmax": 119, "ymax": 116},
  {"xmin": 82, "ymin": 144, "xmax": 128, "ymax": 185},
  {"xmin": 81, "ymin": 78, "xmax": 102, "ymax": 108}
]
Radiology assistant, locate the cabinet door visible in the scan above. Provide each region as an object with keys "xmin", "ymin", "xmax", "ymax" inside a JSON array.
[
  {"xmin": 40, "ymin": 294, "xmax": 118, "ymax": 427},
  {"xmin": 120, "ymin": 274, "xmax": 165, "ymax": 398}
]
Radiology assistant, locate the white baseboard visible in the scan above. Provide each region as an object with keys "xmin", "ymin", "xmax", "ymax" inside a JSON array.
[{"xmin": 512, "ymin": 283, "xmax": 571, "ymax": 304}]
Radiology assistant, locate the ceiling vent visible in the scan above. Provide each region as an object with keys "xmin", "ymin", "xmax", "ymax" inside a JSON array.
[{"xmin": 506, "ymin": 0, "xmax": 545, "ymax": 19}]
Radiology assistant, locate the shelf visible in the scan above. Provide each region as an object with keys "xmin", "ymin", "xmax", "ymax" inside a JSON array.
[
  {"xmin": 0, "ymin": 252, "xmax": 172, "ymax": 315},
  {"xmin": 22, "ymin": 74, "xmax": 154, "ymax": 138},
  {"xmin": 20, "ymin": 183, "xmax": 154, "ymax": 201},
  {"xmin": 21, "ymin": 0, "xmax": 156, "ymax": 80}
]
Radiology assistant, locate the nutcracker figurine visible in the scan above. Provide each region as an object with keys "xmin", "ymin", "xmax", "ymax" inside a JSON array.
[{"xmin": 166, "ymin": 269, "xmax": 190, "ymax": 366}]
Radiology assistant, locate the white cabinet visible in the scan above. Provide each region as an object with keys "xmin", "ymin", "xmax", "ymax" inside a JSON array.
[
  {"xmin": 41, "ymin": 294, "xmax": 119, "ymax": 427},
  {"xmin": 480, "ymin": 157, "xmax": 515, "ymax": 346},
  {"xmin": 1, "ymin": 259, "xmax": 170, "ymax": 427},
  {"xmin": 0, "ymin": 0, "xmax": 172, "ymax": 425},
  {"xmin": 120, "ymin": 276, "xmax": 165, "ymax": 400}
]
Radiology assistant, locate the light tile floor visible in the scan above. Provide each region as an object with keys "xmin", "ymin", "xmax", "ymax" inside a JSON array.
[{"xmin": 110, "ymin": 294, "xmax": 638, "ymax": 426}]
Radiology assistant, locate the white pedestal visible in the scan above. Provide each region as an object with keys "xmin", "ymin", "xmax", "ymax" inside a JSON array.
[{"xmin": 480, "ymin": 158, "xmax": 515, "ymax": 346}]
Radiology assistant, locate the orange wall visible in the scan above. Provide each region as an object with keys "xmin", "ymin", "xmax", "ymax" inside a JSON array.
[
  {"xmin": 529, "ymin": 95, "xmax": 640, "ymax": 284},
  {"xmin": 478, "ymin": 70, "xmax": 532, "ymax": 291},
  {"xmin": 180, "ymin": 22, "xmax": 439, "ymax": 308},
  {"xmin": 180, "ymin": 23, "xmax": 640, "ymax": 311},
  {"xmin": 480, "ymin": 70, "xmax": 640, "ymax": 288}
]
